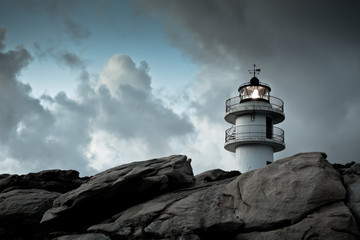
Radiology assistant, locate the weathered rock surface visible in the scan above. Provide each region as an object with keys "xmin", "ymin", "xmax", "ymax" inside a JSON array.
[
  {"xmin": 343, "ymin": 163, "xmax": 360, "ymax": 225},
  {"xmin": 0, "ymin": 189, "xmax": 60, "ymax": 239},
  {"xmin": 89, "ymin": 152, "xmax": 350, "ymax": 239},
  {"xmin": 195, "ymin": 168, "xmax": 240, "ymax": 186},
  {"xmin": 235, "ymin": 202, "xmax": 359, "ymax": 240},
  {"xmin": 0, "ymin": 169, "xmax": 86, "ymax": 193},
  {"xmin": 41, "ymin": 155, "xmax": 195, "ymax": 232},
  {"xmin": 0, "ymin": 152, "xmax": 360, "ymax": 240}
]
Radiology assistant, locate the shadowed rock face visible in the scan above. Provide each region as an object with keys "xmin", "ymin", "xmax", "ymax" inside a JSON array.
[
  {"xmin": 235, "ymin": 202, "xmax": 359, "ymax": 240},
  {"xmin": 0, "ymin": 152, "xmax": 360, "ymax": 240},
  {"xmin": 0, "ymin": 170, "xmax": 87, "ymax": 240},
  {"xmin": 342, "ymin": 163, "xmax": 360, "ymax": 225},
  {"xmin": 0, "ymin": 189, "xmax": 60, "ymax": 239},
  {"xmin": 41, "ymin": 155, "xmax": 195, "ymax": 232},
  {"xmin": 0, "ymin": 169, "xmax": 87, "ymax": 193}
]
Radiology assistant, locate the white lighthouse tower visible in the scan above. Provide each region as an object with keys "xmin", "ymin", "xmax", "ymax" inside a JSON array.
[{"xmin": 224, "ymin": 65, "xmax": 285, "ymax": 172}]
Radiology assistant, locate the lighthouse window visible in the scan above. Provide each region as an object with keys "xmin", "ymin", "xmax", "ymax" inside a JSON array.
[{"xmin": 266, "ymin": 117, "xmax": 273, "ymax": 139}]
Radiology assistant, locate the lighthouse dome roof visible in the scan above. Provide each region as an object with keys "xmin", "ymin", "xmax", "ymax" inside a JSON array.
[{"xmin": 250, "ymin": 77, "xmax": 260, "ymax": 85}]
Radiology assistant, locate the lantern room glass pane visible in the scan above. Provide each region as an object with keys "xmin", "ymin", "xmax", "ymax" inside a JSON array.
[{"xmin": 240, "ymin": 86, "xmax": 270, "ymax": 102}]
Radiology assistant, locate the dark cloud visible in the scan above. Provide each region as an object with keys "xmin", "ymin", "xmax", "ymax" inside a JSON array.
[
  {"xmin": 57, "ymin": 51, "xmax": 86, "ymax": 70},
  {"xmin": 134, "ymin": 0, "xmax": 270, "ymax": 66},
  {"xmin": 33, "ymin": 43, "xmax": 86, "ymax": 71},
  {"xmin": 137, "ymin": 0, "xmax": 360, "ymax": 164},
  {"xmin": 14, "ymin": 0, "xmax": 78, "ymax": 16},
  {"xmin": 15, "ymin": 0, "xmax": 91, "ymax": 42},
  {"xmin": 0, "ymin": 27, "xmax": 5, "ymax": 51},
  {"xmin": 63, "ymin": 17, "xmax": 91, "ymax": 42},
  {"xmin": 0, "ymin": 30, "xmax": 57, "ymax": 170},
  {"xmin": 0, "ymin": 32, "xmax": 95, "ymax": 175}
]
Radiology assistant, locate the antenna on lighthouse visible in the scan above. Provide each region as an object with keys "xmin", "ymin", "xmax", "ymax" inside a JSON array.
[{"xmin": 248, "ymin": 64, "xmax": 261, "ymax": 77}]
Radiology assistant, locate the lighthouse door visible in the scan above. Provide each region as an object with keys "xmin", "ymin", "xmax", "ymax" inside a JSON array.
[{"xmin": 266, "ymin": 117, "xmax": 273, "ymax": 139}]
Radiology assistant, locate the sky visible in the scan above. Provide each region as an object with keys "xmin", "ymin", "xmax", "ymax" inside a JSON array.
[{"xmin": 0, "ymin": 0, "xmax": 359, "ymax": 176}]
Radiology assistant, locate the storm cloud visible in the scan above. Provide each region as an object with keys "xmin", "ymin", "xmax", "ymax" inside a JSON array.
[
  {"xmin": 0, "ymin": 1, "xmax": 359, "ymax": 176},
  {"xmin": 136, "ymin": 0, "xmax": 360, "ymax": 164}
]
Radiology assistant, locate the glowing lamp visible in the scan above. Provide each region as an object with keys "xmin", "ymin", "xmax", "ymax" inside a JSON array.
[{"xmin": 238, "ymin": 76, "xmax": 271, "ymax": 102}]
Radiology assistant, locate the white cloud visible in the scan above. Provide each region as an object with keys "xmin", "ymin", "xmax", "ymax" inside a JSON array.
[
  {"xmin": 180, "ymin": 115, "xmax": 237, "ymax": 174},
  {"xmin": 0, "ymin": 34, "xmax": 194, "ymax": 175},
  {"xmin": 86, "ymin": 130, "xmax": 150, "ymax": 171},
  {"xmin": 97, "ymin": 55, "xmax": 151, "ymax": 98}
]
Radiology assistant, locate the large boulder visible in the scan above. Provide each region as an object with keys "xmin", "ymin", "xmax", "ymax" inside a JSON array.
[
  {"xmin": 88, "ymin": 152, "xmax": 350, "ymax": 239},
  {"xmin": 41, "ymin": 155, "xmax": 195, "ymax": 232},
  {"xmin": 0, "ymin": 189, "xmax": 60, "ymax": 239}
]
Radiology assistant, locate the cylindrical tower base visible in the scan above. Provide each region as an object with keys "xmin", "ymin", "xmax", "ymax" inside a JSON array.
[{"xmin": 235, "ymin": 145, "xmax": 273, "ymax": 173}]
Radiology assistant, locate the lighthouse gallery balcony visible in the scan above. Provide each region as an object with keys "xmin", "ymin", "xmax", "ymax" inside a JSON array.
[
  {"xmin": 224, "ymin": 125, "xmax": 285, "ymax": 153},
  {"xmin": 225, "ymin": 96, "xmax": 285, "ymax": 125}
]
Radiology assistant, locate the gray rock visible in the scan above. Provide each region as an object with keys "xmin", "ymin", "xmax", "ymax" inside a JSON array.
[
  {"xmin": 88, "ymin": 177, "xmax": 235, "ymax": 239},
  {"xmin": 53, "ymin": 233, "xmax": 111, "ymax": 240},
  {"xmin": 236, "ymin": 202, "xmax": 360, "ymax": 240},
  {"xmin": 0, "ymin": 189, "xmax": 60, "ymax": 239},
  {"xmin": 41, "ymin": 155, "xmax": 195, "ymax": 232},
  {"xmin": 343, "ymin": 170, "xmax": 360, "ymax": 223},
  {"xmin": 221, "ymin": 152, "xmax": 345, "ymax": 230},
  {"xmin": 195, "ymin": 169, "xmax": 240, "ymax": 186},
  {"xmin": 0, "ymin": 169, "xmax": 87, "ymax": 193},
  {"xmin": 89, "ymin": 152, "xmax": 348, "ymax": 239},
  {"xmin": 343, "ymin": 163, "xmax": 360, "ymax": 175}
]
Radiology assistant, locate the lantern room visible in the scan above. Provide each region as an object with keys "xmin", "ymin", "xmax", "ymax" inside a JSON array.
[{"xmin": 238, "ymin": 76, "xmax": 271, "ymax": 103}]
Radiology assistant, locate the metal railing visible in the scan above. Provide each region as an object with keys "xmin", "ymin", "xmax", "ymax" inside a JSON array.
[
  {"xmin": 225, "ymin": 96, "xmax": 284, "ymax": 113},
  {"xmin": 225, "ymin": 125, "xmax": 284, "ymax": 144}
]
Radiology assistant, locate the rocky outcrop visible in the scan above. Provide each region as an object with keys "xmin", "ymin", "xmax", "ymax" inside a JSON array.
[
  {"xmin": 0, "ymin": 152, "xmax": 360, "ymax": 239},
  {"xmin": 41, "ymin": 155, "xmax": 195, "ymax": 233},
  {"xmin": 0, "ymin": 170, "xmax": 86, "ymax": 240},
  {"xmin": 0, "ymin": 169, "xmax": 87, "ymax": 193},
  {"xmin": 88, "ymin": 152, "xmax": 352, "ymax": 239}
]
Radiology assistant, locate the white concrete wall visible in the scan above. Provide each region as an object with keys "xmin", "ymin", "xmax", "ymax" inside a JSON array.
[
  {"xmin": 235, "ymin": 144, "xmax": 273, "ymax": 173},
  {"xmin": 235, "ymin": 113, "xmax": 267, "ymax": 125},
  {"xmin": 235, "ymin": 113, "xmax": 267, "ymax": 139},
  {"xmin": 234, "ymin": 112, "xmax": 274, "ymax": 172}
]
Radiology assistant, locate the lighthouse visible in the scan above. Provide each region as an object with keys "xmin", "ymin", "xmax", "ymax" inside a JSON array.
[{"xmin": 224, "ymin": 65, "xmax": 285, "ymax": 172}]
